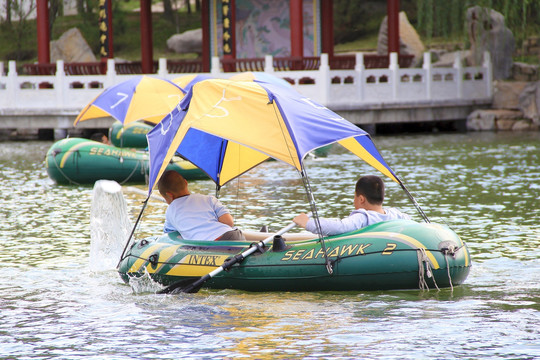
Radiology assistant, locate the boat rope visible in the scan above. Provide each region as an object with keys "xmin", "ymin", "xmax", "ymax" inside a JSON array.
[
  {"xmin": 444, "ymin": 254, "xmax": 454, "ymax": 292},
  {"xmin": 118, "ymin": 158, "xmax": 146, "ymax": 185},
  {"xmin": 417, "ymin": 248, "xmax": 440, "ymax": 291},
  {"xmin": 417, "ymin": 248, "xmax": 430, "ymax": 291},
  {"xmin": 300, "ymin": 166, "xmax": 333, "ymax": 275},
  {"xmin": 51, "ymin": 146, "xmax": 148, "ymax": 185},
  {"xmin": 51, "ymin": 150, "xmax": 83, "ymax": 185}
]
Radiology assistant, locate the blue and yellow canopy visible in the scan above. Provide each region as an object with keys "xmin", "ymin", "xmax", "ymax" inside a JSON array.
[
  {"xmin": 172, "ymin": 74, "xmax": 214, "ymax": 94},
  {"xmin": 229, "ymin": 71, "xmax": 293, "ymax": 88},
  {"xmin": 147, "ymin": 79, "xmax": 399, "ymax": 194},
  {"xmin": 74, "ymin": 75, "xmax": 186, "ymax": 125}
]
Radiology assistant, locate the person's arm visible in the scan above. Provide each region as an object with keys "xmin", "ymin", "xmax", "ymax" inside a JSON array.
[
  {"xmin": 293, "ymin": 213, "xmax": 310, "ymax": 228},
  {"xmin": 300, "ymin": 212, "xmax": 369, "ymax": 236},
  {"xmin": 210, "ymin": 195, "xmax": 234, "ymax": 227},
  {"xmin": 218, "ymin": 213, "xmax": 234, "ymax": 227}
]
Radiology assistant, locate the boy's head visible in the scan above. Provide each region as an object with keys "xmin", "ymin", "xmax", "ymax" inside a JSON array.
[
  {"xmin": 355, "ymin": 175, "xmax": 384, "ymax": 205},
  {"xmin": 158, "ymin": 170, "xmax": 188, "ymax": 203}
]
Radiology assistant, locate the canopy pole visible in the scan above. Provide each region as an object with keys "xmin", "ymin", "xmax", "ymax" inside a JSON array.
[
  {"xmin": 300, "ymin": 165, "xmax": 333, "ymax": 275},
  {"xmin": 116, "ymin": 197, "xmax": 149, "ymax": 269},
  {"xmin": 396, "ymin": 176, "xmax": 430, "ymax": 223}
]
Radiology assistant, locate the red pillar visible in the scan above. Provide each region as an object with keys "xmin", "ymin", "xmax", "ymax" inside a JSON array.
[
  {"xmin": 387, "ymin": 0, "xmax": 400, "ymax": 55},
  {"xmin": 36, "ymin": 0, "xmax": 50, "ymax": 64},
  {"xmin": 140, "ymin": 0, "xmax": 153, "ymax": 73},
  {"xmin": 289, "ymin": 0, "xmax": 303, "ymax": 70},
  {"xmin": 321, "ymin": 0, "xmax": 334, "ymax": 59},
  {"xmin": 201, "ymin": 0, "xmax": 210, "ymax": 72},
  {"xmin": 289, "ymin": 0, "xmax": 303, "ymax": 58}
]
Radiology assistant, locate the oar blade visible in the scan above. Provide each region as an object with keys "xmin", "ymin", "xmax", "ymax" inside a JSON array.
[
  {"xmin": 157, "ymin": 277, "xmax": 200, "ymax": 294},
  {"xmin": 181, "ymin": 278, "xmax": 206, "ymax": 293}
]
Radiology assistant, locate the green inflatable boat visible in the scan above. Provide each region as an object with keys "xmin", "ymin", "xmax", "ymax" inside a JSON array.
[
  {"xmin": 117, "ymin": 219, "xmax": 470, "ymax": 292},
  {"xmin": 46, "ymin": 137, "xmax": 207, "ymax": 185},
  {"xmin": 109, "ymin": 121, "xmax": 153, "ymax": 148}
]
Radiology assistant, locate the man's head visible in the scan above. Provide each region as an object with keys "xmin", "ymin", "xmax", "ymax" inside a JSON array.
[
  {"xmin": 90, "ymin": 132, "xmax": 109, "ymax": 144},
  {"xmin": 158, "ymin": 170, "xmax": 188, "ymax": 204},
  {"xmin": 354, "ymin": 175, "xmax": 384, "ymax": 207}
]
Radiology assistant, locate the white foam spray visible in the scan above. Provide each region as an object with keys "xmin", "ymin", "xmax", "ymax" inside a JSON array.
[{"xmin": 89, "ymin": 180, "xmax": 133, "ymax": 272}]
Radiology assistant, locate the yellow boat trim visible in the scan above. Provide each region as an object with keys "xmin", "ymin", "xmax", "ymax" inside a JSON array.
[
  {"xmin": 58, "ymin": 140, "xmax": 94, "ymax": 168},
  {"xmin": 422, "ymin": 223, "xmax": 470, "ymax": 267},
  {"xmin": 166, "ymin": 254, "xmax": 231, "ymax": 277},
  {"xmin": 145, "ymin": 245, "xmax": 181, "ymax": 274},
  {"xmin": 115, "ymin": 126, "xmax": 124, "ymax": 140},
  {"xmin": 293, "ymin": 231, "xmax": 440, "ymax": 269},
  {"xmin": 128, "ymin": 243, "xmax": 169, "ymax": 273}
]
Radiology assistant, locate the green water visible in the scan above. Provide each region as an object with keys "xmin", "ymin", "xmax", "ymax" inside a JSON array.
[{"xmin": 0, "ymin": 131, "xmax": 538, "ymax": 359}]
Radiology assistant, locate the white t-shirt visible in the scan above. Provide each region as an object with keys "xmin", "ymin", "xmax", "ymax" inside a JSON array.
[
  {"xmin": 305, "ymin": 208, "xmax": 411, "ymax": 236},
  {"xmin": 163, "ymin": 193, "xmax": 232, "ymax": 240}
]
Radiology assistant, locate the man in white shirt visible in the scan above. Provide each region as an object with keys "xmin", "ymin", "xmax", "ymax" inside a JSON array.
[
  {"xmin": 158, "ymin": 170, "xmax": 245, "ymax": 240},
  {"xmin": 293, "ymin": 175, "xmax": 411, "ymax": 236}
]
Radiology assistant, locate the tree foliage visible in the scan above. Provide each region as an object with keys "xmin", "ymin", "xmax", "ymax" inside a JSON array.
[
  {"xmin": 0, "ymin": 0, "xmax": 37, "ymax": 60},
  {"xmin": 415, "ymin": 0, "xmax": 540, "ymax": 45}
]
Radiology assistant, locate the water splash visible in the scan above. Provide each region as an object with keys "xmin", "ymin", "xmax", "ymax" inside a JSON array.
[
  {"xmin": 127, "ymin": 268, "xmax": 164, "ymax": 294},
  {"xmin": 89, "ymin": 180, "xmax": 133, "ymax": 272}
]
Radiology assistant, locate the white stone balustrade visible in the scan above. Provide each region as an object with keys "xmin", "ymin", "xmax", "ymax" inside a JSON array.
[{"xmin": 0, "ymin": 52, "xmax": 492, "ymax": 117}]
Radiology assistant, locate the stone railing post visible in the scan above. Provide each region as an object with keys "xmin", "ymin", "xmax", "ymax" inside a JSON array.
[
  {"xmin": 158, "ymin": 58, "xmax": 168, "ymax": 77},
  {"xmin": 106, "ymin": 58, "xmax": 116, "ymax": 88},
  {"xmin": 264, "ymin": 55, "xmax": 274, "ymax": 73},
  {"xmin": 7, "ymin": 61, "xmax": 17, "ymax": 106},
  {"xmin": 483, "ymin": 51, "xmax": 493, "ymax": 98},
  {"xmin": 0, "ymin": 62, "xmax": 5, "ymax": 92},
  {"xmin": 210, "ymin": 56, "xmax": 221, "ymax": 75},
  {"xmin": 454, "ymin": 52, "xmax": 463, "ymax": 99},
  {"xmin": 319, "ymin": 53, "xmax": 330, "ymax": 106},
  {"xmin": 355, "ymin": 52, "xmax": 365, "ymax": 101},
  {"xmin": 55, "ymin": 60, "xmax": 65, "ymax": 107},
  {"xmin": 389, "ymin": 52, "xmax": 398, "ymax": 100},
  {"xmin": 423, "ymin": 52, "xmax": 432, "ymax": 100}
]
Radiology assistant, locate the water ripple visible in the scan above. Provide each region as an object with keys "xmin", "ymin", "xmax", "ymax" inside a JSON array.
[{"xmin": 0, "ymin": 133, "xmax": 539, "ymax": 359}]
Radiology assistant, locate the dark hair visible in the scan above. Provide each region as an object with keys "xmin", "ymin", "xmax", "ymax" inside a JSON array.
[
  {"xmin": 90, "ymin": 132, "xmax": 106, "ymax": 142},
  {"xmin": 157, "ymin": 170, "xmax": 186, "ymax": 197},
  {"xmin": 355, "ymin": 175, "xmax": 384, "ymax": 205}
]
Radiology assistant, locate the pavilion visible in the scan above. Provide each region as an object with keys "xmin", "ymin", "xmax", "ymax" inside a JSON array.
[{"xmin": 32, "ymin": 0, "xmax": 404, "ymax": 74}]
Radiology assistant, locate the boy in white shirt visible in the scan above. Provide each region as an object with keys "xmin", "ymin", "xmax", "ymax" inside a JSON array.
[
  {"xmin": 158, "ymin": 170, "xmax": 245, "ymax": 240},
  {"xmin": 293, "ymin": 175, "xmax": 411, "ymax": 236}
]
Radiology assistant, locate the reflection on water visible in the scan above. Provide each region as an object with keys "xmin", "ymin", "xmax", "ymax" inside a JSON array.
[{"xmin": 0, "ymin": 132, "xmax": 538, "ymax": 359}]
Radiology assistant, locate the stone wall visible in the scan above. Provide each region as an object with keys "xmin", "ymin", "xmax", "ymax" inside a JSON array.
[{"xmin": 467, "ymin": 81, "xmax": 540, "ymax": 131}]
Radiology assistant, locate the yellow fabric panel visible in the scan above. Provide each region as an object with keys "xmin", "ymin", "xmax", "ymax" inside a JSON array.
[
  {"xmin": 184, "ymin": 80, "xmax": 301, "ymax": 170},
  {"xmin": 219, "ymin": 142, "xmax": 270, "ymax": 186},
  {"xmin": 338, "ymin": 137, "xmax": 399, "ymax": 183},
  {"xmin": 74, "ymin": 105, "xmax": 112, "ymax": 124},
  {"xmin": 172, "ymin": 74, "xmax": 198, "ymax": 88},
  {"xmin": 229, "ymin": 72, "xmax": 257, "ymax": 81},
  {"xmin": 75, "ymin": 77, "xmax": 184, "ymax": 126},
  {"xmin": 124, "ymin": 79, "xmax": 184, "ymax": 124}
]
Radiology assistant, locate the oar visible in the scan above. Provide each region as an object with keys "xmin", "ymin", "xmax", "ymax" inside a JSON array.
[
  {"xmin": 124, "ymin": 186, "xmax": 166, "ymax": 203},
  {"xmin": 157, "ymin": 219, "xmax": 301, "ymax": 294}
]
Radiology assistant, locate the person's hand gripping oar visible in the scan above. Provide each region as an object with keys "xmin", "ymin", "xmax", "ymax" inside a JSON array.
[{"xmin": 157, "ymin": 215, "xmax": 310, "ymax": 294}]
